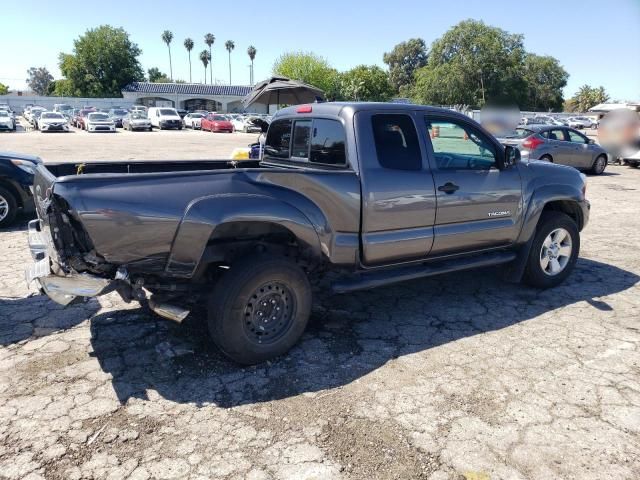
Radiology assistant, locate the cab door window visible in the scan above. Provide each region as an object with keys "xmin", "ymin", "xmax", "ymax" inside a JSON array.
[
  {"xmin": 567, "ymin": 130, "xmax": 588, "ymax": 144},
  {"xmin": 425, "ymin": 117, "xmax": 497, "ymax": 170}
]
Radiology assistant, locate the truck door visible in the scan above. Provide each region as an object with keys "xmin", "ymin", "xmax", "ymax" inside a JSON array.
[
  {"xmin": 423, "ymin": 114, "xmax": 523, "ymax": 256},
  {"xmin": 356, "ymin": 111, "xmax": 437, "ymax": 266}
]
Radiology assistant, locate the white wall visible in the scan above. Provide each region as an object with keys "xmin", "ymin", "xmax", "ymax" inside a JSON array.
[{"xmin": 0, "ymin": 95, "xmax": 133, "ymax": 113}]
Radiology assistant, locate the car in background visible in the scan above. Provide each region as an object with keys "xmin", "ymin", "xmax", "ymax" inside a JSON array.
[
  {"xmin": 108, "ymin": 108, "xmax": 129, "ymax": 128},
  {"xmin": 148, "ymin": 107, "xmax": 183, "ymax": 130},
  {"xmin": 85, "ymin": 112, "xmax": 116, "ymax": 133},
  {"xmin": 74, "ymin": 108, "xmax": 96, "ymax": 129},
  {"xmin": 131, "ymin": 105, "xmax": 148, "ymax": 115},
  {"xmin": 201, "ymin": 113, "xmax": 234, "ymax": 133},
  {"xmin": 38, "ymin": 112, "xmax": 70, "ymax": 132},
  {"xmin": 498, "ymin": 124, "xmax": 608, "ymax": 174},
  {"xmin": 31, "ymin": 110, "xmax": 45, "ymax": 129},
  {"xmin": 0, "ymin": 152, "xmax": 41, "ymax": 227},
  {"xmin": 176, "ymin": 109, "xmax": 188, "ymax": 119},
  {"xmin": 565, "ymin": 117, "xmax": 595, "ymax": 129},
  {"xmin": 53, "ymin": 104, "xmax": 74, "ymax": 117},
  {"xmin": 0, "ymin": 110, "xmax": 16, "ymax": 131},
  {"xmin": 192, "ymin": 110, "xmax": 209, "ymax": 116},
  {"xmin": 26, "ymin": 106, "xmax": 46, "ymax": 125},
  {"xmin": 122, "ymin": 112, "xmax": 152, "ymax": 131},
  {"xmin": 183, "ymin": 112, "xmax": 205, "ymax": 129}
]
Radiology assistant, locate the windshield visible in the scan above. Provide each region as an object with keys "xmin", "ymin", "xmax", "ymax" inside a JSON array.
[
  {"xmin": 212, "ymin": 115, "xmax": 227, "ymax": 121},
  {"xmin": 190, "ymin": 113, "xmax": 204, "ymax": 118},
  {"xmin": 159, "ymin": 109, "xmax": 177, "ymax": 116},
  {"xmin": 41, "ymin": 113, "xmax": 65, "ymax": 119},
  {"xmin": 503, "ymin": 128, "xmax": 534, "ymax": 139},
  {"xmin": 0, "ymin": 111, "xmax": 8, "ymax": 117},
  {"xmin": 88, "ymin": 113, "xmax": 110, "ymax": 121},
  {"xmin": 131, "ymin": 113, "xmax": 147, "ymax": 119},
  {"xmin": 112, "ymin": 109, "xmax": 128, "ymax": 115}
]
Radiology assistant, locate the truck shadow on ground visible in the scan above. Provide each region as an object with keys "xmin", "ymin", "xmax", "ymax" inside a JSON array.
[{"xmin": 88, "ymin": 257, "xmax": 638, "ymax": 408}]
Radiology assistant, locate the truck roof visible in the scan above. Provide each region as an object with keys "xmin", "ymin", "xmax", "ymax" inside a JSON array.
[{"xmin": 274, "ymin": 102, "xmax": 465, "ymax": 119}]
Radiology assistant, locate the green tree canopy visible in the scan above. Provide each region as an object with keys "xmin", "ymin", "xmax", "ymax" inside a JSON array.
[
  {"xmin": 340, "ymin": 65, "xmax": 395, "ymax": 102},
  {"xmin": 568, "ymin": 85, "xmax": 610, "ymax": 112},
  {"xmin": 521, "ymin": 54, "xmax": 568, "ymax": 111},
  {"xmin": 26, "ymin": 67, "xmax": 54, "ymax": 96},
  {"xmin": 412, "ymin": 20, "xmax": 528, "ymax": 108},
  {"xmin": 0, "ymin": 82, "xmax": 9, "ymax": 95},
  {"xmin": 272, "ymin": 52, "xmax": 339, "ymax": 96},
  {"xmin": 382, "ymin": 38, "xmax": 428, "ymax": 94},
  {"xmin": 58, "ymin": 25, "xmax": 144, "ymax": 97},
  {"xmin": 147, "ymin": 67, "xmax": 171, "ymax": 83}
]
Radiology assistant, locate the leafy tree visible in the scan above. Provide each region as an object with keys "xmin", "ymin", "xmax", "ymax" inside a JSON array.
[
  {"xmin": 521, "ymin": 54, "xmax": 568, "ymax": 111},
  {"xmin": 58, "ymin": 25, "xmax": 144, "ymax": 97},
  {"xmin": 161, "ymin": 30, "xmax": 174, "ymax": 81},
  {"xmin": 225, "ymin": 40, "xmax": 235, "ymax": 84},
  {"xmin": 569, "ymin": 85, "xmax": 610, "ymax": 112},
  {"xmin": 247, "ymin": 45, "xmax": 257, "ymax": 85},
  {"xmin": 272, "ymin": 51, "xmax": 336, "ymax": 95},
  {"xmin": 184, "ymin": 38, "xmax": 194, "ymax": 82},
  {"xmin": 147, "ymin": 67, "xmax": 171, "ymax": 83},
  {"xmin": 0, "ymin": 82, "xmax": 9, "ymax": 95},
  {"xmin": 412, "ymin": 20, "xmax": 527, "ymax": 108},
  {"xmin": 204, "ymin": 33, "xmax": 215, "ymax": 84},
  {"xmin": 340, "ymin": 65, "xmax": 395, "ymax": 102},
  {"xmin": 383, "ymin": 38, "xmax": 428, "ymax": 94},
  {"xmin": 26, "ymin": 67, "xmax": 54, "ymax": 96},
  {"xmin": 199, "ymin": 50, "xmax": 211, "ymax": 84}
]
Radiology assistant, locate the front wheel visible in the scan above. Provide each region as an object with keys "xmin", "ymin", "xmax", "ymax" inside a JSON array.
[
  {"xmin": 590, "ymin": 155, "xmax": 607, "ymax": 175},
  {"xmin": 0, "ymin": 186, "xmax": 18, "ymax": 228},
  {"xmin": 524, "ymin": 211, "xmax": 579, "ymax": 289},
  {"xmin": 208, "ymin": 255, "xmax": 312, "ymax": 365}
]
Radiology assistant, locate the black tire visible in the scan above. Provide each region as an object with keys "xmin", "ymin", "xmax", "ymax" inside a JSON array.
[
  {"xmin": 524, "ymin": 211, "xmax": 580, "ymax": 289},
  {"xmin": 0, "ymin": 186, "xmax": 18, "ymax": 228},
  {"xmin": 208, "ymin": 255, "xmax": 312, "ymax": 365},
  {"xmin": 629, "ymin": 161, "xmax": 639, "ymax": 169},
  {"xmin": 540, "ymin": 154, "xmax": 553, "ymax": 163},
  {"xmin": 590, "ymin": 154, "xmax": 607, "ymax": 175}
]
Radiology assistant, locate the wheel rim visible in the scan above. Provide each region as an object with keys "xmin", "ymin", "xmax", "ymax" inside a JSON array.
[
  {"xmin": 595, "ymin": 156, "xmax": 606, "ymax": 173},
  {"xmin": 243, "ymin": 282, "xmax": 295, "ymax": 345},
  {"xmin": 540, "ymin": 228, "xmax": 572, "ymax": 276},
  {"xmin": 0, "ymin": 195, "xmax": 8, "ymax": 221}
]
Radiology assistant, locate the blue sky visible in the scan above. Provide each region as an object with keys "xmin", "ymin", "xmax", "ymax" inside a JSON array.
[{"xmin": 1, "ymin": 0, "xmax": 639, "ymax": 100}]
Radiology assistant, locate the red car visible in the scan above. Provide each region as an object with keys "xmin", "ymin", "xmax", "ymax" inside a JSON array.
[
  {"xmin": 74, "ymin": 108, "xmax": 96, "ymax": 130},
  {"xmin": 201, "ymin": 114, "xmax": 234, "ymax": 133}
]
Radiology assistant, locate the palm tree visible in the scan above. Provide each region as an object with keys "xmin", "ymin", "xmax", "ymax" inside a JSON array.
[
  {"xmin": 184, "ymin": 38, "xmax": 194, "ymax": 83},
  {"xmin": 247, "ymin": 45, "xmax": 257, "ymax": 85},
  {"xmin": 161, "ymin": 30, "xmax": 174, "ymax": 81},
  {"xmin": 204, "ymin": 33, "xmax": 215, "ymax": 84},
  {"xmin": 199, "ymin": 50, "xmax": 211, "ymax": 84},
  {"xmin": 225, "ymin": 40, "xmax": 235, "ymax": 85}
]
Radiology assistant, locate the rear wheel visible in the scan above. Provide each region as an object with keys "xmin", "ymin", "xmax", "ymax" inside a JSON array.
[
  {"xmin": 540, "ymin": 154, "xmax": 553, "ymax": 163},
  {"xmin": 0, "ymin": 186, "xmax": 18, "ymax": 228},
  {"xmin": 524, "ymin": 211, "xmax": 579, "ymax": 288},
  {"xmin": 590, "ymin": 155, "xmax": 607, "ymax": 175},
  {"xmin": 208, "ymin": 255, "xmax": 312, "ymax": 365}
]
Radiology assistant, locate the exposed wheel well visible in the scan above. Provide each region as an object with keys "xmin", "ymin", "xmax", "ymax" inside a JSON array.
[
  {"xmin": 0, "ymin": 179, "xmax": 22, "ymax": 208},
  {"xmin": 541, "ymin": 200, "xmax": 583, "ymax": 231}
]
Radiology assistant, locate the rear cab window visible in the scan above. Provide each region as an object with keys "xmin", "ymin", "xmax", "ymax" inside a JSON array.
[{"xmin": 264, "ymin": 117, "xmax": 347, "ymax": 167}]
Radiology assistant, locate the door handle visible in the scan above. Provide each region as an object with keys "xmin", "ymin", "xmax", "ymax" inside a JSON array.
[{"xmin": 438, "ymin": 182, "xmax": 460, "ymax": 194}]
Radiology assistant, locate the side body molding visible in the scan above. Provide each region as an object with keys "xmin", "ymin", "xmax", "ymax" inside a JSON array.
[{"xmin": 165, "ymin": 194, "xmax": 323, "ymax": 277}]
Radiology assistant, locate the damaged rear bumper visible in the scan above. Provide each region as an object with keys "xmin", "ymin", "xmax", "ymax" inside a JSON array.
[{"xmin": 25, "ymin": 219, "xmax": 111, "ymax": 305}]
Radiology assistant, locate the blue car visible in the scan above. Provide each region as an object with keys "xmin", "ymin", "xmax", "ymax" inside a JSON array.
[{"xmin": 0, "ymin": 152, "xmax": 42, "ymax": 227}]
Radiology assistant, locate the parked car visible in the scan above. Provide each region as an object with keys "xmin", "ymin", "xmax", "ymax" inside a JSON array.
[
  {"xmin": 498, "ymin": 125, "xmax": 608, "ymax": 174},
  {"xmin": 0, "ymin": 151, "xmax": 41, "ymax": 227},
  {"xmin": 0, "ymin": 110, "xmax": 16, "ymax": 131},
  {"xmin": 201, "ymin": 113, "xmax": 234, "ymax": 133},
  {"xmin": 183, "ymin": 113, "xmax": 205, "ymax": 129},
  {"xmin": 26, "ymin": 102, "xmax": 590, "ymax": 364},
  {"xmin": 74, "ymin": 108, "xmax": 96, "ymax": 129},
  {"xmin": 85, "ymin": 112, "xmax": 116, "ymax": 133},
  {"xmin": 108, "ymin": 108, "xmax": 129, "ymax": 128},
  {"xmin": 148, "ymin": 107, "xmax": 183, "ymax": 130},
  {"xmin": 131, "ymin": 105, "xmax": 148, "ymax": 115},
  {"xmin": 122, "ymin": 112, "xmax": 152, "ymax": 131},
  {"xmin": 31, "ymin": 110, "xmax": 45, "ymax": 129},
  {"xmin": 176, "ymin": 109, "xmax": 188, "ymax": 119},
  {"xmin": 38, "ymin": 112, "xmax": 70, "ymax": 132},
  {"xmin": 53, "ymin": 104, "xmax": 73, "ymax": 117},
  {"xmin": 565, "ymin": 117, "xmax": 594, "ymax": 129}
]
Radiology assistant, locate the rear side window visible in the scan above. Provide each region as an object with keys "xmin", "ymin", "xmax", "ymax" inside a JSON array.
[
  {"xmin": 264, "ymin": 119, "xmax": 292, "ymax": 159},
  {"xmin": 310, "ymin": 119, "xmax": 346, "ymax": 166},
  {"xmin": 372, "ymin": 114, "xmax": 422, "ymax": 170},
  {"xmin": 291, "ymin": 120, "xmax": 312, "ymax": 159}
]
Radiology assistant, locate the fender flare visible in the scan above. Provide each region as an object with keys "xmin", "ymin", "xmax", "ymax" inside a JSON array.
[{"xmin": 165, "ymin": 193, "xmax": 323, "ymax": 277}]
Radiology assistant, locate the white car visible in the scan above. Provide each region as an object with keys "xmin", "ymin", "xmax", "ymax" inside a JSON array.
[
  {"xmin": 85, "ymin": 112, "xmax": 116, "ymax": 133},
  {"xmin": 39, "ymin": 112, "xmax": 70, "ymax": 132},
  {"xmin": 148, "ymin": 107, "xmax": 183, "ymax": 130},
  {"xmin": 0, "ymin": 110, "xmax": 16, "ymax": 131},
  {"xmin": 183, "ymin": 113, "xmax": 205, "ymax": 129},
  {"xmin": 566, "ymin": 116, "xmax": 594, "ymax": 129}
]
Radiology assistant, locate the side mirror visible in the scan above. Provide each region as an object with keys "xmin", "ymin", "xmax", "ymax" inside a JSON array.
[
  {"xmin": 589, "ymin": 139, "xmax": 595, "ymax": 145},
  {"xmin": 499, "ymin": 145, "xmax": 520, "ymax": 170}
]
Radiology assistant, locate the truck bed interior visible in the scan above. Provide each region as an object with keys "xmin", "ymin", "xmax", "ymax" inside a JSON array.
[{"xmin": 45, "ymin": 160, "xmax": 262, "ymax": 177}]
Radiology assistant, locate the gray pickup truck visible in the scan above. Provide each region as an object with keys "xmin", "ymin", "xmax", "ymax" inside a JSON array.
[{"xmin": 26, "ymin": 103, "xmax": 590, "ymax": 364}]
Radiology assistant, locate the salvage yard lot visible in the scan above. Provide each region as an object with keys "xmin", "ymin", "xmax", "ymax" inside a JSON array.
[{"xmin": 0, "ymin": 134, "xmax": 639, "ymax": 479}]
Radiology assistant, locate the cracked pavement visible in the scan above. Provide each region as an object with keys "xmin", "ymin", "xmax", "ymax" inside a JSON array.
[{"xmin": 1, "ymin": 166, "xmax": 639, "ymax": 480}]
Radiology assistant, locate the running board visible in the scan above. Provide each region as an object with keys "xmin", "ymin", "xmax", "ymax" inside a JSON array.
[{"xmin": 331, "ymin": 251, "xmax": 517, "ymax": 293}]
